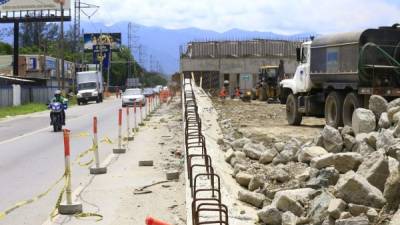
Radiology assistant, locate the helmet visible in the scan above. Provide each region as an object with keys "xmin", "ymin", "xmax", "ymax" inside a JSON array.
[{"xmin": 54, "ymin": 90, "xmax": 61, "ymax": 97}]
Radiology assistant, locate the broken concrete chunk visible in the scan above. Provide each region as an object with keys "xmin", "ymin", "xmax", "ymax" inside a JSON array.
[
  {"xmin": 282, "ymin": 211, "xmax": 298, "ymax": 225},
  {"xmin": 224, "ymin": 148, "xmax": 235, "ymax": 163},
  {"xmin": 388, "ymin": 106, "xmax": 400, "ymax": 123},
  {"xmin": 335, "ymin": 215, "xmax": 369, "ymax": 225},
  {"xmin": 348, "ymin": 203, "xmax": 369, "ymax": 216},
  {"xmin": 257, "ymin": 206, "xmax": 282, "ymax": 225},
  {"xmin": 307, "ymin": 190, "xmax": 334, "ymax": 225},
  {"xmin": 384, "ymin": 169, "xmax": 400, "ymax": 210},
  {"xmin": 235, "ymin": 172, "xmax": 253, "ymax": 187},
  {"xmin": 335, "ymin": 171, "xmax": 386, "ymax": 208},
  {"xmin": 248, "ymin": 175, "xmax": 264, "ymax": 191},
  {"xmin": 231, "ymin": 137, "xmax": 251, "ymax": 149},
  {"xmin": 379, "ymin": 112, "xmax": 391, "ymax": 129},
  {"xmin": 269, "ymin": 166, "xmax": 290, "ymax": 183},
  {"xmin": 343, "ymin": 134, "xmax": 356, "ymax": 152},
  {"xmin": 243, "ymin": 142, "xmax": 265, "ymax": 160},
  {"xmin": 352, "ymin": 108, "xmax": 376, "ymax": 134},
  {"xmin": 369, "ymin": 95, "xmax": 388, "ymax": 119},
  {"xmin": 298, "ymin": 146, "xmax": 329, "ymax": 163},
  {"xmin": 322, "ymin": 125, "xmax": 343, "ymax": 153},
  {"xmin": 328, "ymin": 198, "xmax": 346, "ymax": 219},
  {"xmin": 259, "ymin": 148, "xmax": 278, "ymax": 164},
  {"xmin": 356, "ymin": 151, "xmax": 389, "ymax": 192},
  {"xmin": 238, "ymin": 190, "xmax": 265, "ymax": 208},
  {"xmin": 274, "ymin": 142, "xmax": 285, "ymax": 152},
  {"xmin": 306, "ymin": 166, "xmax": 339, "ymax": 188},
  {"xmin": 275, "ymin": 194, "xmax": 304, "ymax": 216},
  {"xmin": 311, "ymin": 152, "xmax": 363, "ymax": 173}
]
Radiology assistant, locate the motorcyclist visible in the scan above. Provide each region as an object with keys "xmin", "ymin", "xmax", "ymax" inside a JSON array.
[{"xmin": 50, "ymin": 90, "xmax": 67, "ymax": 125}]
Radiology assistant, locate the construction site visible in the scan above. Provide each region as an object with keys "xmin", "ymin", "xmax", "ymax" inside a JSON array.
[{"xmin": 1, "ymin": 0, "xmax": 400, "ymax": 225}]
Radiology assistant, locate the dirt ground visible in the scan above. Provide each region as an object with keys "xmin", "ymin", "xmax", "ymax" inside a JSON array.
[{"xmin": 213, "ymin": 98, "xmax": 325, "ymax": 143}]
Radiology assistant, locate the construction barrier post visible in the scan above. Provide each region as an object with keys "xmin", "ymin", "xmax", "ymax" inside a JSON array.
[
  {"xmin": 59, "ymin": 129, "xmax": 83, "ymax": 215},
  {"xmin": 90, "ymin": 117, "xmax": 107, "ymax": 174},
  {"xmin": 145, "ymin": 216, "xmax": 171, "ymax": 225},
  {"xmin": 140, "ymin": 101, "xmax": 144, "ymax": 125},
  {"xmin": 133, "ymin": 102, "xmax": 137, "ymax": 132},
  {"xmin": 126, "ymin": 107, "xmax": 134, "ymax": 141},
  {"xmin": 113, "ymin": 109, "xmax": 126, "ymax": 154}
]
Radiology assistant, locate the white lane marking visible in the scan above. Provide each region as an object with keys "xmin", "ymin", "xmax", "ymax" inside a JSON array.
[{"xmin": 0, "ymin": 101, "xmax": 120, "ymax": 145}]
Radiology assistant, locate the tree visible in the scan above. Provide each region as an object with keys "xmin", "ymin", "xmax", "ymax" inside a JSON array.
[{"xmin": 0, "ymin": 42, "xmax": 12, "ymax": 54}]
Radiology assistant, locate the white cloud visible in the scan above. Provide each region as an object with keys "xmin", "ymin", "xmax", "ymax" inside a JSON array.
[{"xmin": 82, "ymin": 0, "xmax": 400, "ymax": 34}]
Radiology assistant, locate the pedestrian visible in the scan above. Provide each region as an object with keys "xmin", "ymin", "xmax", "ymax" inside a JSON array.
[
  {"xmin": 235, "ymin": 87, "xmax": 241, "ymax": 99},
  {"xmin": 219, "ymin": 87, "xmax": 227, "ymax": 102}
]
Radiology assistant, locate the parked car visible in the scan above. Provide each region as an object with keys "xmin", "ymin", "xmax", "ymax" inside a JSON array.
[
  {"xmin": 122, "ymin": 88, "xmax": 146, "ymax": 107},
  {"xmin": 143, "ymin": 88, "xmax": 155, "ymax": 97},
  {"xmin": 153, "ymin": 85, "xmax": 163, "ymax": 94}
]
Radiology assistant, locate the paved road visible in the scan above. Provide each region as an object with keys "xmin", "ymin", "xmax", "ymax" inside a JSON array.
[{"xmin": 0, "ymin": 98, "xmax": 148, "ymax": 225}]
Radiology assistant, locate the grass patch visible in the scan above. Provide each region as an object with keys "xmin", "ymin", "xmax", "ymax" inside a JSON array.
[{"xmin": 0, "ymin": 103, "xmax": 48, "ymax": 119}]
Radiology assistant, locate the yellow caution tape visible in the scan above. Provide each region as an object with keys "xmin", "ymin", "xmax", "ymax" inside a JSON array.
[
  {"xmin": 70, "ymin": 132, "xmax": 90, "ymax": 138},
  {"xmin": 100, "ymin": 137, "xmax": 113, "ymax": 144},
  {"xmin": 75, "ymin": 212, "xmax": 103, "ymax": 221},
  {"xmin": 74, "ymin": 142, "xmax": 96, "ymax": 168},
  {"xmin": 0, "ymin": 173, "xmax": 66, "ymax": 220}
]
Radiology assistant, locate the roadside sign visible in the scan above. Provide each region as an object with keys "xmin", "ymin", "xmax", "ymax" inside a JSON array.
[{"xmin": 92, "ymin": 45, "xmax": 111, "ymax": 69}]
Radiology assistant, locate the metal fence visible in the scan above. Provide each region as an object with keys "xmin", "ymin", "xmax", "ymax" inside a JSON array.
[
  {"xmin": 0, "ymin": 86, "xmax": 57, "ymax": 107},
  {"xmin": 0, "ymin": 86, "xmax": 12, "ymax": 107}
]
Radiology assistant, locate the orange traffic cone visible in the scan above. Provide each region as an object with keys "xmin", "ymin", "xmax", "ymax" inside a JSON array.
[{"xmin": 145, "ymin": 216, "xmax": 171, "ymax": 225}]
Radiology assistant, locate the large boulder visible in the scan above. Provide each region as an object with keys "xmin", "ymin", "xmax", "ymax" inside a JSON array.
[
  {"xmin": 310, "ymin": 153, "xmax": 363, "ymax": 173},
  {"xmin": 235, "ymin": 172, "xmax": 253, "ymax": 187},
  {"xmin": 383, "ymin": 169, "xmax": 400, "ymax": 210},
  {"xmin": 378, "ymin": 112, "xmax": 391, "ymax": 129},
  {"xmin": 322, "ymin": 125, "xmax": 343, "ymax": 153},
  {"xmin": 369, "ymin": 95, "xmax": 388, "ymax": 119},
  {"xmin": 257, "ymin": 206, "xmax": 282, "ymax": 225},
  {"xmin": 243, "ymin": 142, "xmax": 265, "ymax": 160},
  {"xmin": 224, "ymin": 148, "xmax": 235, "ymax": 163},
  {"xmin": 259, "ymin": 148, "xmax": 278, "ymax": 164},
  {"xmin": 352, "ymin": 108, "xmax": 376, "ymax": 134},
  {"xmin": 275, "ymin": 194, "xmax": 304, "ymax": 216},
  {"xmin": 335, "ymin": 216, "xmax": 369, "ymax": 225},
  {"xmin": 334, "ymin": 171, "xmax": 386, "ymax": 208},
  {"xmin": 298, "ymin": 146, "xmax": 329, "ymax": 163},
  {"xmin": 238, "ymin": 190, "xmax": 265, "ymax": 208},
  {"xmin": 356, "ymin": 151, "xmax": 389, "ymax": 192},
  {"xmin": 307, "ymin": 190, "xmax": 334, "ymax": 225}
]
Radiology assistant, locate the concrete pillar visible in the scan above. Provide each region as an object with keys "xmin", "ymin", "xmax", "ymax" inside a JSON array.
[{"xmin": 12, "ymin": 84, "xmax": 21, "ymax": 106}]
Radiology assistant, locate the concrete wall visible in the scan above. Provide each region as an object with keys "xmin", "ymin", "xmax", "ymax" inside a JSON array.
[
  {"xmin": 181, "ymin": 56, "xmax": 298, "ymax": 75},
  {"xmin": 181, "ymin": 56, "xmax": 298, "ymax": 91}
]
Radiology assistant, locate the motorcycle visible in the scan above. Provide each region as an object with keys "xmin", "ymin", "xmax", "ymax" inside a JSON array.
[{"xmin": 49, "ymin": 102, "xmax": 68, "ymax": 132}]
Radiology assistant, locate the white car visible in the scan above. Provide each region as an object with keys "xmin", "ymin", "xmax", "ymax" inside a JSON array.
[{"xmin": 122, "ymin": 88, "xmax": 146, "ymax": 107}]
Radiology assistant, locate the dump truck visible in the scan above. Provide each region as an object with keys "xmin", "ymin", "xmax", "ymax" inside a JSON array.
[
  {"xmin": 280, "ymin": 24, "xmax": 400, "ymax": 127},
  {"xmin": 258, "ymin": 60, "xmax": 285, "ymax": 103}
]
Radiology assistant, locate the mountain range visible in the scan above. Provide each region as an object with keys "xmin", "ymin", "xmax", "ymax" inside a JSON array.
[{"xmin": 1, "ymin": 21, "xmax": 313, "ymax": 74}]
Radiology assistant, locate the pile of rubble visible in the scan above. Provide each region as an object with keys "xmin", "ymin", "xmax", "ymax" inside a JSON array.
[{"xmin": 217, "ymin": 95, "xmax": 400, "ymax": 225}]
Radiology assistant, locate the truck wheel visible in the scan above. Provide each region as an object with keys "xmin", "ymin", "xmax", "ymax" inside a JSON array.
[
  {"xmin": 325, "ymin": 91, "xmax": 344, "ymax": 128},
  {"xmin": 343, "ymin": 92, "xmax": 361, "ymax": 127},
  {"xmin": 77, "ymin": 100, "xmax": 81, "ymax": 105},
  {"xmin": 286, "ymin": 94, "xmax": 302, "ymax": 125}
]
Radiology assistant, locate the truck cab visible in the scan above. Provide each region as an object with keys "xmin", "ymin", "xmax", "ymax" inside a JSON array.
[{"xmin": 280, "ymin": 41, "xmax": 313, "ymax": 95}]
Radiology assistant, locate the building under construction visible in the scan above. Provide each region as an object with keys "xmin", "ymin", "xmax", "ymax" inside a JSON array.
[{"xmin": 180, "ymin": 39, "xmax": 303, "ymax": 95}]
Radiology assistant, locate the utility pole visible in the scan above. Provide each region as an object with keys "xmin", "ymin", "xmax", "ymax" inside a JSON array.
[
  {"xmin": 60, "ymin": 1, "xmax": 65, "ymax": 92},
  {"xmin": 127, "ymin": 22, "xmax": 132, "ymax": 78}
]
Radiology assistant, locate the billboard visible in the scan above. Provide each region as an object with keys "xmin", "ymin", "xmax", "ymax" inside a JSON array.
[
  {"xmin": 92, "ymin": 45, "xmax": 111, "ymax": 69},
  {"xmin": 0, "ymin": 0, "xmax": 71, "ymax": 11},
  {"xmin": 84, "ymin": 33, "xmax": 121, "ymax": 52}
]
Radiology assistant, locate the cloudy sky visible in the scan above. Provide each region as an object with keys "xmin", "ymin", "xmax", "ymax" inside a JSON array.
[{"xmin": 83, "ymin": 0, "xmax": 400, "ymax": 34}]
